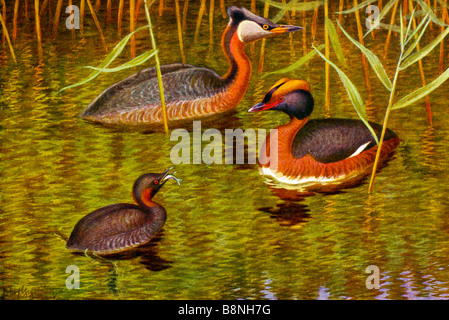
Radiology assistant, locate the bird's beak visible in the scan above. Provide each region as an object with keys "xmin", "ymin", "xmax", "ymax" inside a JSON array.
[
  {"xmin": 248, "ymin": 101, "xmax": 278, "ymax": 112},
  {"xmin": 161, "ymin": 167, "xmax": 182, "ymax": 186},
  {"xmin": 270, "ymin": 25, "xmax": 302, "ymax": 34}
]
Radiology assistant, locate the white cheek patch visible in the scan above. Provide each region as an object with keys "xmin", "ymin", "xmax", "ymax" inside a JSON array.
[{"xmin": 237, "ymin": 20, "xmax": 272, "ymax": 43}]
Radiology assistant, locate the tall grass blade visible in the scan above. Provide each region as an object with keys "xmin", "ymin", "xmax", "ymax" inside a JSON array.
[
  {"xmin": 59, "ymin": 25, "xmax": 150, "ymax": 92},
  {"xmin": 391, "ymin": 67, "xmax": 449, "ymax": 110},
  {"xmin": 364, "ymin": 0, "xmax": 398, "ymax": 37},
  {"xmin": 415, "ymin": 0, "xmax": 448, "ymax": 27},
  {"xmin": 336, "ymin": 0, "xmax": 378, "ymax": 14},
  {"xmin": 262, "ymin": 44, "xmax": 325, "ymax": 77},
  {"xmin": 259, "ymin": 0, "xmax": 324, "ymax": 11},
  {"xmin": 0, "ymin": 11, "xmax": 17, "ymax": 63},
  {"xmin": 325, "ymin": 18, "xmax": 347, "ymax": 68},
  {"xmin": 83, "ymin": 49, "xmax": 158, "ymax": 73},
  {"xmin": 338, "ymin": 20, "xmax": 391, "ymax": 91},
  {"xmin": 402, "ymin": 18, "xmax": 431, "ymax": 59},
  {"xmin": 404, "ymin": 9, "xmax": 430, "ymax": 46},
  {"xmin": 400, "ymin": 25, "xmax": 449, "ymax": 70},
  {"xmin": 313, "ymin": 44, "xmax": 379, "ymax": 144}
]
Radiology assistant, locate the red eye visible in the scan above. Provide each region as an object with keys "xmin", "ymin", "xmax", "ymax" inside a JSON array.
[
  {"xmin": 278, "ymin": 97, "xmax": 284, "ymax": 103},
  {"xmin": 154, "ymin": 179, "xmax": 159, "ymax": 184}
]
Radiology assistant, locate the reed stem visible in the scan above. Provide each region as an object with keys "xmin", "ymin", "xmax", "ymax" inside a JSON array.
[
  {"xmin": 34, "ymin": 0, "xmax": 42, "ymax": 58},
  {"xmin": 118, "ymin": 0, "xmax": 124, "ymax": 37},
  {"xmin": 258, "ymin": 2, "xmax": 270, "ymax": 74},
  {"xmin": 175, "ymin": 0, "xmax": 186, "ymax": 63},
  {"xmin": 209, "ymin": 0, "xmax": 215, "ymax": 45},
  {"xmin": 195, "ymin": 0, "xmax": 207, "ymax": 43},
  {"xmin": 0, "ymin": 9, "xmax": 16, "ymax": 63},
  {"xmin": 324, "ymin": 0, "xmax": 330, "ymax": 111},
  {"xmin": 368, "ymin": 51, "xmax": 403, "ymax": 193},
  {"xmin": 130, "ymin": 0, "xmax": 136, "ymax": 58},
  {"xmin": 53, "ymin": 0, "xmax": 63, "ymax": 36},
  {"xmin": 354, "ymin": 0, "xmax": 371, "ymax": 94},
  {"xmin": 408, "ymin": 0, "xmax": 432, "ymax": 124},
  {"xmin": 13, "ymin": 0, "xmax": 19, "ymax": 44},
  {"xmin": 383, "ymin": 0, "xmax": 399, "ymax": 59},
  {"xmin": 86, "ymin": 0, "xmax": 108, "ymax": 52},
  {"xmin": 144, "ymin": 0, "xmax": 169, "ymax": 134}
]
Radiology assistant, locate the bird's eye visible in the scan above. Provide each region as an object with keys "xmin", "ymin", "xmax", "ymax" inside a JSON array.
[
  {"xmin": 154, "ymin": 179, "xmax": 159, "ymax": 185},
  {"xmin": 262, "ymin": 24, "xmax": 270, "ymax": 30}
]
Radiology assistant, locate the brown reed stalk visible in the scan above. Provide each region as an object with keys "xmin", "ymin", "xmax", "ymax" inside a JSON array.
[
  {"xmin": 281, "ymin": 0, "xmax": 295, "ymax": 55},
  {"xmin": 209, "ymin": 0, "xmax": 215, "ymax": 45},
  {"xmin": 130, "ymin": 0, "xmax": 136, "ymax": 58},
  {"xmin": 135, "ymin": 0, "xmax": 143, "ymax": 22},
  {"xmin": 95, "ymin": 0, "xmax": 101, "ymax": 11},
  {"xmin": 80, "ymin": 0, "xmax": 85, "ymax": 34},
  {"xmin": 2, "ymin": 0, "xmax": 5, "ymax": 45},
  {"xmin": 0, "ymin": 7, "xmax": 16, "ymax": 63},
  {"xmin": 25, "ymin": 0, "xmax": 29, "ymax": 20},
  {"xmin": 439, "ymin": 2, "xmax": 448, "ymax": 74},
  {"xmin": 86, "ymin": 0, "xmax": 108, "ymax": 52},
  {"xmin": 311, "ymin": 5, "xmax": 319, "ymax": 40},
  {"xmin": 354, "ymin": 0, "xmax": 371, "ymax": 94},
  {"xmin": 258, "ymin": 2, "xmax": 270, "ymax": 74},
  {"xmin": 13, "ymin": 0, "xmax": 19, "ymax": 44},
  {"xmin": 39, "ymin": 0, "xmax": 48, "ymax": 16},
  {"xmin": 69, "ymin": 0, "xmax": 75, "ymax": 40},
  {"xmin": 408, "ymin": 0, "xmax": 432, "ymax": 124},
  {"xmin": 302, "ymin": 0, "xmax": 307, "ymax": 55},
  {"xmin": 118, "ymin": 0, "xmax": 124, "ymax": 37},
  {"xmin": 383, "ymin": 0, "xmax": 399, "ymax": 58},
  {"xmin": 324, "ymin": 0, "xmax": 330, "ymax": 111},
  {"xmin": 194, "ymin": 0, "xmax": 207, "ymax": 43},
  {"xmin": 182, "ymin": 0, "xmax": 189, "ymax": 32},
  {"xmin": 34, "ymin": 0, "xmax": 42, "ymax": 57},
  {"xmin": 219, "ymin": 0, "xmax": 226, "ymax": 18},
  {"xmin": 53, "ymin": 0, "xmax": 63, "ymax": 36},
  {"xmin": 159, "ymin": 0, "xmax": 164, "ymax": 16},
  {"xmin": 175, "ymin": 0, "xmax": 186, "ymax": 63},
  {"xmin": 338, "ymin": 0, "xmax": 344, "ymax": 36},
  {"xmin": 106, "ymin": 0, "xmax": 112, "ymax": 23}
]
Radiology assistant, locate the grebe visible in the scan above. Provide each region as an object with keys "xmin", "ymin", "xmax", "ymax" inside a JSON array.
[
  {"xmin": 80, "ymin": 6, "xmax": 301, "ymax": 125},
  {"xmin": 66, "ymin": 168, "xmax": 181, "ymax": 255},
  {"xmin": 249, "ymin": 79, "xmax": 401, "ymax": 185}
]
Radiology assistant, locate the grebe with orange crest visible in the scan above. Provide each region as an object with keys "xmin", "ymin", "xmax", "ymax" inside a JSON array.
[
  {"xmin": 66, "ymin": 168, "xmax": 181, "ymax": 255},
  {"xmin": 249, "ymin": 79, "xmax": 401, "ymax": 186},
  {"xmin": 80, "ymin": 7, "xmax": 302, "ymax": 125}
]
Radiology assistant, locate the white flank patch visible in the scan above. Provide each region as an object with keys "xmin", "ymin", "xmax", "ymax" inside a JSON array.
[{"xmin": 348, "ymin": 141, "xmax": 371, "ymax": 159}]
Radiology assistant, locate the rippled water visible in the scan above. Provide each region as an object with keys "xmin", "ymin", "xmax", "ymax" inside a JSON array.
[{"xmin": 1, "ymin": 3, "xmax": 449, "ymax": 300}]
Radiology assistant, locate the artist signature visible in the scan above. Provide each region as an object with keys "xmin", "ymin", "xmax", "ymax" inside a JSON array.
[{"xmin": 0, "ymin": 285, "xmax": 59, "ymax": 300}]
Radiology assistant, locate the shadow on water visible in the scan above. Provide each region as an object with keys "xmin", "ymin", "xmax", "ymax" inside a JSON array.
[{"xmin": 68, "ymin": 232, "xmax": 172, "ymax": 272}]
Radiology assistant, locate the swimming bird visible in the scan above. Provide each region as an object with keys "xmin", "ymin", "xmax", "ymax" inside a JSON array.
[
  {"xmin": 66, "ymin": 168, "xmax": 181, "ymax": 255},
  {"xmin": 80, "ymin": 6, "xmax": 302, "ymax": 125},
  {"xmin": 248, "ymin": 79, "xmax": 401, "ymax": 186}
]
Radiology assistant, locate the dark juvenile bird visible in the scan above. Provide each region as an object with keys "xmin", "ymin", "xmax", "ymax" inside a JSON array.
[
  {"xmin": 80, "ymin": 6, "xmax": 302, "ymax": 125},
  {"xmin": 248, "ymin": 79, "xmax": 401, "ymax": 185},
  {"xmin": 66, "ymin": 168, "xmax": 181, "ymax": 255}
]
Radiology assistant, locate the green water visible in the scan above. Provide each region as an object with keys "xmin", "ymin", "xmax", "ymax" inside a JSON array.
[{"xmin": 2, "ymin": 4, "xmax": 449, "ymax": 300}]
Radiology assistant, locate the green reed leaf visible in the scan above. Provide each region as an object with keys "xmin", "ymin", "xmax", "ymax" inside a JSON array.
[
  {"xmin": 313, "ymin": 44, "xmax": 379, "ymax": 145},
  {"xmin": 325, "ymin": 18, "xmax": 347, "ymax": 68},
  {"xmin": 262, "ymin": 44, "xmax": 325, "ymax": 77},
  {"xmin": 337, "ymin": 20, "xmax": 392, "ymax": 91},
  {"xmin": 59, "ymin": 25, "xmax": 150, "ymax": 92},
  {"xmin": 400, "ymin": 25, "xmax": 449, "ymax": 71},
  {"xmin": 364, "ymin": 0, "xmax": 398, "ymax": 38},
  {"xmin": 415, "ymin": 0, "xmax": 448, "ymax": 27},
  {"xmin": 258, "ymin": 0, "xmax": 324, "ymax": 12},
  {"xmin": 402, "ymin": 18, "xmax": 431, "ymax": 60},
  {"xmin": 391, "ymin": 67, "xmax": 449, "ymax": 110},
  {"xmin": 83, "ymin": 49, "xmax": 158, "ymax": 73},
  {"xmin": 335, "ymin": 0, "xmax": 378, "ymax": 14}
]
